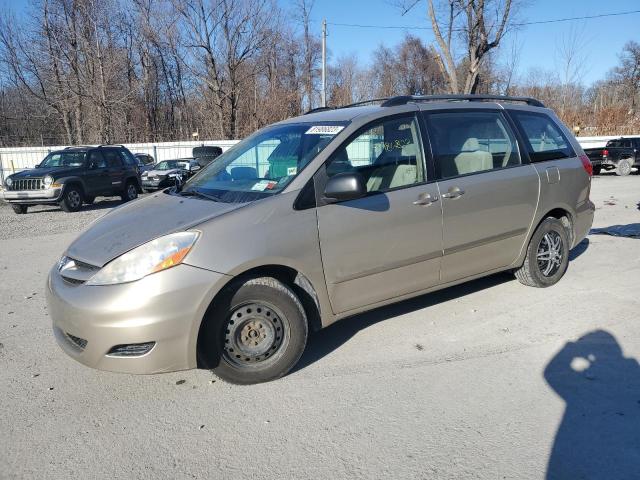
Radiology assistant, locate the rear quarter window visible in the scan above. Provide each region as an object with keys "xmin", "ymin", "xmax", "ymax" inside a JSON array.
[{"xmin": 510, "ymin": 111, "xmax": 574, "ymax": 162}]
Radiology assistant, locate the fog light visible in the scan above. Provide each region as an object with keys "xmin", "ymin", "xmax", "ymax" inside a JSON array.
[{"xmin": 106, "ymin": 342, "xmax": 155, "ymax": 357}]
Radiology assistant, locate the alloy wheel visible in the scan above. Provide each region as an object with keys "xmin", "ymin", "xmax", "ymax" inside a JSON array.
[
  {"xmin": 67, "ymin": 190, "xmax": 81, "ymax": 209},
  {"xmin": 537, "ymin": 231, "xmax": 563, "ymax": 277}
]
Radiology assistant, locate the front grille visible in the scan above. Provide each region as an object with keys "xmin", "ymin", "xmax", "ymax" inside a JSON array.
[
  {"xmin": 66, "ymin": 332, "xmax": 88, "ymax": 350},
  {"xmin": 11, "ymin": 178, "xmax": 43, "ymax": 191}
]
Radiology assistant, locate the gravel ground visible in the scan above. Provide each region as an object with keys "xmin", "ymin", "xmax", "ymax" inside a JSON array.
[
  {"xmin": 0, "ymin": 194, "xmax": 152, "ymax": 241},
  {"xmin": 1, "ymin": 174, "xmax": 639, "ymax": 479}
]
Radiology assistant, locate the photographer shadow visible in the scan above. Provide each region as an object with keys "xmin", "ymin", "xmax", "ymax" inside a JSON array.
[{"xmin": 545, "ymin": 330, "xmax": 640, "ymax": 480}]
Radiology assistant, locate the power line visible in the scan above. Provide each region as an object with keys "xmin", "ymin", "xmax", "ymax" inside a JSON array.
[{"xmin": 326, "ymin": 9, "xmax": 640, "ymax": 31}]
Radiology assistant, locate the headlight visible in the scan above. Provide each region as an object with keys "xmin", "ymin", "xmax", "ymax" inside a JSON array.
[
  {"xmin": 43, "ymin": 175, "xmax": 54, "ymax": 188},
  {"xmin": 5, "ymin": 177, "xmax": 12, "ymax": 187},
  {"xmin": 86, "ymin": 231, "xmax": 199, "ymax": 286}
]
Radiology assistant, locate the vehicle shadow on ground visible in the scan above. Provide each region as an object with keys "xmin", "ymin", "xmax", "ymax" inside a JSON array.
[
  {"xmin": 296, "ymin": 242, "xmax": 592, "ymax": 373},
  {"xmin": 544, "ymin": 330, "xmax": 640, "ymax": 480},
  {"xmin": 569, "ymin": 238, "xmax": 589, "ymax": 260},
  {"xmin": 590, "ymin": 224, "xmax": 640, "ymax": 239}
]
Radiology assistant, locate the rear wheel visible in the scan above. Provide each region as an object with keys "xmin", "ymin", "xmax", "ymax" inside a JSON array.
[
  {"xmin": 592, "ymin": 165, "xmax": 602, "ymax": 175},
  {"xmin": 199, "ymin": 277, "xmax": 308, "ymax": 384},
  {"xmin": 59, "ymin": 186, "xmax": 83, "ymax": 212},
  {"xmin": 11, "ymin": 204, "xmax": 28, "ymax": 214},
  {"xmin": 121, "ymin": 181, "xmax": 138, "ymax": 202},
  {"xmin": 515, "ymin": 217, "xmax": 570, "ymax": 288},
  {"xmin": 616, "ymin": 158, "xmax": 632, "ymax": 176}
]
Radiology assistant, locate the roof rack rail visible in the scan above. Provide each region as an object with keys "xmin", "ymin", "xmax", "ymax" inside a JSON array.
[
  {"xmin": 304, "ymin": 98, "xmax": 392, "ymax": 115},
  {"xmin": 381, "ymin": 94, "xmax": 545, "ymax": 108},
  {"xmin": 305, "ymin": 106, "xmax": 334, "ymax": 115}
]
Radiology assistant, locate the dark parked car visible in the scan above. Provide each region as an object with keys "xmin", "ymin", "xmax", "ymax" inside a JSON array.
[
  {"xmin": 141, "ymin": 158, "xmax": 201, "ymax": 191},
  {"xmin": 134, "ymin": 153, "xmax": 156, "ymax": 173},
  {"xmin": 584, "ymin": 137, "xmax": 640, "ymax": 175},
  {"xmin": 1, "ymin": 145, "xmax": 142, "ymax": 214}
]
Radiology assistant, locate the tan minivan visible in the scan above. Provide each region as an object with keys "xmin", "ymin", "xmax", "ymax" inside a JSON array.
[{"xmin": 46, "ymin": 95, "xmax": 595, "ymax": 384}]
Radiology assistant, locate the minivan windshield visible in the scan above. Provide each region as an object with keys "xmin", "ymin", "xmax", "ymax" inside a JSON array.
[
  {"xmin": 180, "ymin": 122, "xmax": 346, "ymax": 202},
  {"xmin": 40, "ymin": 151, "xmax": 86, "ymax": 168}
]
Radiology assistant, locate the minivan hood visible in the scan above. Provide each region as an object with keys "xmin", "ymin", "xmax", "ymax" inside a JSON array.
[{"xmin": 66, "ymin": 192, "xmax": 246, "ymax": 267}]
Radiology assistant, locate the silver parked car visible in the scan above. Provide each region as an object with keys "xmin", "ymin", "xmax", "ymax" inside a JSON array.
[
  {"xmin": 46, "ymin": 95, "xmax": 595, "ymax": 384},
  {"xmin": 141, "ymin": 158, "xmax": 201, "ymax": 191}
]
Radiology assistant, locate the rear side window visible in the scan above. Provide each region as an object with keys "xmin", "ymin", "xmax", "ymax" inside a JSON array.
[
  {"xmin": 510, "ymin": 111, "xmax": 574, "ymax": 162},
  {"xmin": 426, "ymin": 111, "xmax": 520, "ymax": 179},
  {"xmin": 120, "ymin": 149, "xmax": 138, "ymax": 167},
  {"xmin": 102, "ymin": 149, "xmax": 123, "ymax": 168}
]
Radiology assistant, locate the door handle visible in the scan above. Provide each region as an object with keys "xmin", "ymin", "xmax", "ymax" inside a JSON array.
[
  {"xmin": 413, "ymin": 193, "xmax": 439, "ymax": 206},
  {"xmin": 442, "ymin": 187, "xmax": 465, "ymax": 199}
]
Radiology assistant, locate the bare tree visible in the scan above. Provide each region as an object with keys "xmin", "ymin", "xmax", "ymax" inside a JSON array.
[{"xmin": 400, "ymin": 0, "xmax": 514, "ymax": 93}]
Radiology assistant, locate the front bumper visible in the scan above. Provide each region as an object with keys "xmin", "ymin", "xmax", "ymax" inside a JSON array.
[
  {"xmin": 1, "ymin": 187, "xmax": 63, "ymax": 204},
  {"xmin": 141, "ymin": 178, "xmax": 171, "ymax": 190},
  {"xmin": 46, "ymin": 263, "xmax": 230, "ymax": 374}
]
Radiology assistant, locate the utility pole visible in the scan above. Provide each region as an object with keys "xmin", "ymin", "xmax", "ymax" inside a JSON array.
[{"xmin": 321, "ymin": 19, "xmax": 327, "ymax": 107}]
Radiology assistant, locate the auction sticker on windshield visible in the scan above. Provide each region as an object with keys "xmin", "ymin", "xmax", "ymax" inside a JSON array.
[
  {"xmin": 251, "ymin": 180, "xmax": 278, "ymax": 191},
  {"xmin": 305, "ymin": 125, "xmax": 344, "ymax": 135}
]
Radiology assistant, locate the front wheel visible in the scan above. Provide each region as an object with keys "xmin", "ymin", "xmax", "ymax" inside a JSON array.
[
  {"xmin": 199, "ymin": 277, "xmax": 308, "ymax": 384},
  {"xmin": 59, "ymin": 186, "xmax": 83, "ymax": 212},
  {"xmin": 515, "ymin": 217, "xmax": 570, "ymax": 288},
  {"xmin": 616, "ymin": 158, "xmax": 633, "ymax": 176}
]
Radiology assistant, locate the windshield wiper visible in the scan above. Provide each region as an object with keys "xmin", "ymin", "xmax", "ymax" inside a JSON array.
[{"xmin": 179, "ymin": 189, "xmax": 222, "ymax": 202}]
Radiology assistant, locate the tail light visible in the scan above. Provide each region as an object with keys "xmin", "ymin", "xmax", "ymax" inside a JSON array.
[
  {"xmin": 579, "ymin": 154, "xmax": 593, "ymax": 176},
  {"xmin": 602, "ymin": 149, "xmax": 609, "ymax": 157}
]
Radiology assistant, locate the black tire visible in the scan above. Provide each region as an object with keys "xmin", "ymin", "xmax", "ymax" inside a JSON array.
[
  {"xmin": 199, "ymin": 277, "xmax": 308, "ymax": 385},
  {"xmin": 121, "ymin": 180, "xmax": 138, "ymax": 202},
  {"xmin": 592, "ymin": 165, "xmax": 602, "ymax": 175},
  {"xmin": 616, "ymin": 158, "xmax": 633, "ymax": 176},
  {"xmin": 59, "ymin": 185, "xmax": 84, "ymax": 212},
  {"xmin": 11, "ymin": 204, "xmax": 28, "ymax": 214},
  {"xmin": 515, "ymin": 217, "xmax": 570, "ymax": 288},
  {"xmin": 84, "ymin": 196, "xmax": 95, "ymax": 205}
]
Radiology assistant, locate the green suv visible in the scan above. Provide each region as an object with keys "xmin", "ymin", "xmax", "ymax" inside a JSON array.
[{"xmin": 2, "ymin": 145, "xmax": 142, "ymax": 214}]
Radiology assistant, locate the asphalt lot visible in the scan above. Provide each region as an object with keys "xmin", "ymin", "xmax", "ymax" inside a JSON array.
[{"xmin": 1, "ymin": 174, "xmax": 639, "ymax": 479}]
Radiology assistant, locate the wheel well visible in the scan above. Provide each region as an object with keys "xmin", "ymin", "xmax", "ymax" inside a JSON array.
[
  {"xmin": 195, "ymin": 265, "xmax": 322, "ymax": 369},
  {"xmin": 542, "ymin": 208, "xmax": 574, "ymax": 246},
  {"xmin": 63, "ymin": 181, "xmax": 84, "ymax": 196}
]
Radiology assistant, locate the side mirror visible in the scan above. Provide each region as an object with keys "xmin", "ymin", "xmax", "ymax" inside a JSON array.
[
  {"xmin": 34, "ymin": 163, "xmax": 40, "ymax": 168},
  {"xmin": 323, "ymin": 172, "xmax": 366, "ymax": 202}
]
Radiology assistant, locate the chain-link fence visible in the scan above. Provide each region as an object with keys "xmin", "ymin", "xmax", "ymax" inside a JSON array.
[{"xmin": 0, "ymin": 140, "xmax": 239, "ymax": 184}]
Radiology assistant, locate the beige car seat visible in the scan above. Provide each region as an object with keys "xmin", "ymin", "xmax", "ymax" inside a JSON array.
[
  {"xmin": 453, "ymin": 137, "xmax": 493, "ymax": 176},
  {"xmin": 367, "ymin": 164, "xmax": 417, "ymax": 191}
]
